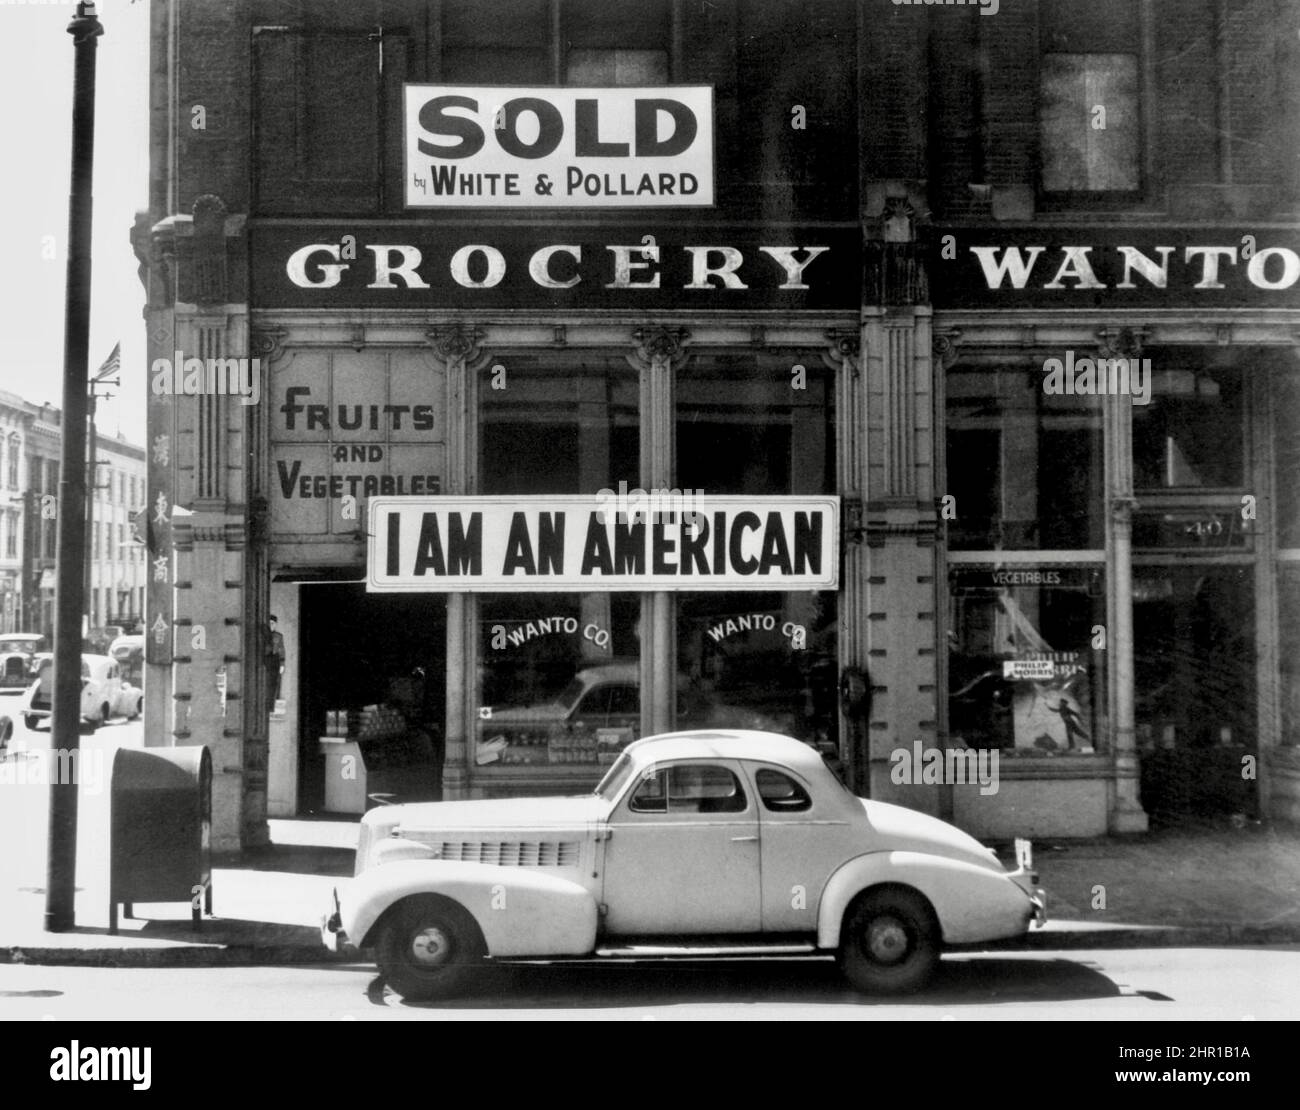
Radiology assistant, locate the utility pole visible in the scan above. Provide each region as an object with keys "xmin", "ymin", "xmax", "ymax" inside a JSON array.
[{"xmin": 47, "ymin": 1, "xmax": 103, "ymax": 933}]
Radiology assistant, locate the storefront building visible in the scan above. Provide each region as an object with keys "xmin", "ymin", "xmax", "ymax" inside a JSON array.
[{"xmin": 135, "ymin": 0, "xmax": 1300, "ymax": 851}]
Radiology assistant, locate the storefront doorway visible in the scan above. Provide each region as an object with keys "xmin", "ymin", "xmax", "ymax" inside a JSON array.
[
  {"xmin": 297, "ymin": 583, "xmax": 446, "ymax": 815},
  {"xmin": 1134, "ymin": 566, "xmax": 1258, "ymax": 826}
]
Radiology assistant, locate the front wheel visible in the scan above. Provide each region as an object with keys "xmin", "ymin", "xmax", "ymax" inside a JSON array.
[
  {"xmin": 837, "ymin": 887, "xmax": 939, "ymax": 995},
  {"xmin": 374, "ymin": 896, "xmax": 485, "ymax": 1001}
]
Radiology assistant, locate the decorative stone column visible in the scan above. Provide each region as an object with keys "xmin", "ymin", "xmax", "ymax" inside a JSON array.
[
  {"xmin": 857, "ymin": 197, "xmax": 943, "ymax": 810},
  {"xmin": 1099, "ymin": 326, "xmax": 1150, "ymax": 834},
  {"xmin": 143, "ymin": 194, "xmax": 260, "ymax": 853},
  {"xmin": 627, "ymin": 327, "xmax": 688, "ymax": 737},
  {"xmin": 428, "ymin": 325, "xmax": 491, "ymax": 799}
]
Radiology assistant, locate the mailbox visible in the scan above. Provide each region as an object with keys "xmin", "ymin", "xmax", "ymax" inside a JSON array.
[{"xmin": 109, "ymin": 745, "xmax": 212, "ymax": 934}]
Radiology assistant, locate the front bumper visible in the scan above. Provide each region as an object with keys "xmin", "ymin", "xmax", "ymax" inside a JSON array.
[
  {"xmin": 1008, "ymin": 866, "xmax": 1048, "ymax": 927},
  {"xmin": 320, "ymin": 888, "xmax": 352, "ymax": 953}
]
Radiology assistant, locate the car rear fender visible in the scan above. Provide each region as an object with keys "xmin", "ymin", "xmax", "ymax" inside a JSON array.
[
  {"xmin": 817, "ymin": 851, "xmax": 1036, "ymax": 948},
  {"xmin": 345, "ymin": 859, "xmax": 598, "ymax": 958}
]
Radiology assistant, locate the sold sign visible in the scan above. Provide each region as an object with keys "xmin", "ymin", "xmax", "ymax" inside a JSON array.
[{"xmin": 403, "ymin": 85, "xmax": 715, "ymax": 208}]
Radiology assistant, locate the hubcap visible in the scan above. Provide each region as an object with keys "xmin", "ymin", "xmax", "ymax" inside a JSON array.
[
  {"xmin": 409, "ymin": 925, "xmax": 452, "ymax": 967},
  {"xmin": 864, "ymin": 916, "xmax": 910, "ymax": 965}
]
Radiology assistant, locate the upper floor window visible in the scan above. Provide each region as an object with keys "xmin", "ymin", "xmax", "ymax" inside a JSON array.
[
  {"xmin": 6, "ymin": 436, "xmax": 18, "ymax": 491},
  {"xmin": 1039, "ymin": 0, "xmax": 1143, "ymax": 201}
]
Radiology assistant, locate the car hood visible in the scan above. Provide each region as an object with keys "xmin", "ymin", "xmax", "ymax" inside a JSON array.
[
  {"xmin": 859, "ymin": 798, "xmax": 1003, "ymax": 873},
  {"xmin": 368, "ymin": 794, "xmax": 606, "ymax": 837}
]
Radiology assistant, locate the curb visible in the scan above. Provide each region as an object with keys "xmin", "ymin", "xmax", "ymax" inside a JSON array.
[
  {"xmin": 4, "ymin": 924, "xmax": 1300, "ymax": 968},
  {"xmin": 0, "ymin": 942, "xmax": 354, "ymax": 968}
]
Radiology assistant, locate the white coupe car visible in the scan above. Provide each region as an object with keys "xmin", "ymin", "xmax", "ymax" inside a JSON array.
[{"xmin": 322, "ymin": 730, "xmax": 1046, "ymax": 999}]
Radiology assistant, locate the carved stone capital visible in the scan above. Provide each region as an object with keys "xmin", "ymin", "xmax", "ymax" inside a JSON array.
[
  {"xmin": 932, "ymin": 329, "xmax": 962, "ymax": 370},
  {"xmin": 628, "ymin": 326, "xmax": 690, "ymax": 370},
  {"xmin": 250, "ymin": 329, "xmax": 288, "ymax": 366},
  {"xmin": 821, "ymin": 327, "xmax": 861, "ymax": 373},
  {"xmin": 1096, "ymin": 326, "xmax": 1149, "ymax": 358},
  {"xmin": 427, "ymin": 325, "xmax": 490, "ymax": 370}
]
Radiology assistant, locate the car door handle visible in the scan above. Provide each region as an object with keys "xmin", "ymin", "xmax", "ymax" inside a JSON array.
[{"xmin": 730, "ymin": 835, "xmax": 758, "ymax": 843}]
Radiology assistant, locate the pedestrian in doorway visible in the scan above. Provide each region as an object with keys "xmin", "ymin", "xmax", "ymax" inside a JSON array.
[{"xmin": 267, "ymin": 614, "xmax": 286, "ymax": 705}]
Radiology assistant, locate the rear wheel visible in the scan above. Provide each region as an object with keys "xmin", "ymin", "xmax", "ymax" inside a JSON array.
[
  {"xmin": 837, "ymin": 887, "xmax": 939, "ymax": 995},
  {"xmin": 374, "ymin": 895, "xmax": 485, "ymax": 1001}
]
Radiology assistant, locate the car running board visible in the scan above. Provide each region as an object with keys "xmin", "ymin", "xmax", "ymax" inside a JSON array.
[{"xmin": 594, "ymin": 942, "xmax": 819, "ymax": 959}]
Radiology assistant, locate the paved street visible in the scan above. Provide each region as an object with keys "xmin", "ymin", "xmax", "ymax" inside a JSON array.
[
  {"xmin": 0, "ymin": 946, "xmax": 1294, "ymax": 1020},
  {"xmin": 0, "ymin": 712, "xmax": 144, "ymax": 909}
]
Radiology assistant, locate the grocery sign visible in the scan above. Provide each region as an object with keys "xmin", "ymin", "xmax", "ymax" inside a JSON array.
[
  {"xmin": 403, "ymin": 85, "xmax": 714, "ymax": 207},
  {"xmin": 368, "ymin": 496, "xmax": 839, "ymax": 592}
]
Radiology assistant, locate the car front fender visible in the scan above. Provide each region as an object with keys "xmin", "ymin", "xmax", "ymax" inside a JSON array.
[
  {"xmin": 342, "ymin": 859, "xmax": 598, "ymax": 958},
  {"xmin": 817, "ymin": 851, "xmax": 1038, "ymax": 949}
]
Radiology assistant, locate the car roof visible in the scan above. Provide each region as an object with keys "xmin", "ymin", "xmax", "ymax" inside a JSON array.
[
  {"xmin": 575, "ymin": 662, "xmax": 638, "ymax": 683},
  {"xmin": 622, "ymin": 729, "xmax": 829, "ymax": 774}
]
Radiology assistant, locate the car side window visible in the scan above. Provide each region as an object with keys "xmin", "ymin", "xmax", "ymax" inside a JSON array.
[
  {"xmin": 606, "ymin": 684, "xmax": 639, "ymax": 716},
  {"xmin": 755, "ymin": 769, "xmax": 812, "ymax": 813},
  {"xmin": 629, "ymin": 764, "xmax": 748, "ymax": 815}
]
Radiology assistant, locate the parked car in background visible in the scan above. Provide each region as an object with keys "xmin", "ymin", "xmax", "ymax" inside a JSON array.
[
  {"xmin": 322, "ymin": 729, "xmax": 1046, "ymax": 1001},
  {"xmin": 0, "ymin": 633, "xmax": 47, "ymax": 656},
  {"xmin": 20, "ymin": 654, "xmax": 124, "ymax": 732},
  {"xmin": 109, "ymin": 634, "xmax": 144, "ymax": 688},
  {"xmin": 0, "ymin": 652, "xmax": 34, "ymax": 698},
  {"xmin": 482, "ymin": 662, "xmax": 791, "ymax": 765}
]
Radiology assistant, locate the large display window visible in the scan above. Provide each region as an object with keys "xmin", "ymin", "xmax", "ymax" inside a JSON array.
[
  {"xmin": 476, "ymin": 357, "xmax": 640, "ymax": 769},
  {"xmin": 476, "ymin": 592, "xmax": 642, "ymax": 768},
  {"xmin": 947, "ymin": 567, "xmax": 1106, "ymax": 756},
  {"xmin": 945, "ymin": 364, "xmax": 1104, "ymax": 551}
]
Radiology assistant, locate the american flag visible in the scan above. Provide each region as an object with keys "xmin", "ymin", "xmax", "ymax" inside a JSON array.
[{"xmin": 93, "ymin": 342, "xmax": 120, "ymax": 381}]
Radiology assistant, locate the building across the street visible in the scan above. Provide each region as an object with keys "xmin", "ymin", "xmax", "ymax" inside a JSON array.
[{"xmin": 134, "ymin": 0, "xmax": 1300, "ymax": 852}]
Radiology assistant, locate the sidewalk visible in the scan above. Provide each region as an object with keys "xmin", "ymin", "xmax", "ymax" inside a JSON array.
[{"xmin": 2, "ymin": 813, "xmax": 1299, "ymax": 968}]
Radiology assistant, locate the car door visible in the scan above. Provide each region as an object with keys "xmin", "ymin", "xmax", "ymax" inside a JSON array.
[
  {"xmin": 600, "ymin": 759, "xmax": 761, "ymax": 935},
  {"xmin": 746, "ymin": 762, "xmax": 861, "ymax": 933}
]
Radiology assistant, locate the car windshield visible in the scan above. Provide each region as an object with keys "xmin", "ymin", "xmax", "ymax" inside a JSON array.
[{"xmin": 593, "ymin": 751, "xmax": 637, "ymax": 802}]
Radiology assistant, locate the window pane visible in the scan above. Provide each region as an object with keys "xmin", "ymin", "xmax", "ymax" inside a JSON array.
[
  {"xmin": 567, "ymin": 49, "xmax": 669, "ymax": 86},
  {"xmin": 948, "ymin": 568, "xmax": 1107, "ymax": 755},
  {"xmin": 253, "ymin": 32, "xmax": 379, "ymax": 211},
  {"xmin": 677, "ymin": 591, "xmax": 838, "ymax": 755},
  {"xmin": 677, "ymin": 354, "xmax": 834, "ymax": 496},
  {"xmin": 756, "ymin": 768, "xmax": 811, "ymax": 812},
  {"xmin": 1277, "ymin": 369, "xmax": 1300, "ymax": 548},
  {"xmin": 1133, "ymin": 363, "xmax": 1245, "ymax": 490},
  {"xmin": 1135, "ymin": 567, "xmax": 1258, "ymax": 820},
  {"xmin": 951, "ymin": 569, "xmax": 1102, "ymax": 759},
  {"xmin": 945, "ymin": 365, "xmax": 1104, "ymax": 550},
  {"xmin": 1040, "ymin": 54, "xmax": 1139, "ymax": 192},
  {"xmin": 1280, "ymin": 567, "xmax": 1300, "ymax": 745},
  {"xmin": 480, "ymin": 355, "xmax": 638, "ymax": 496},
  {"xmin": 477, "ymin": 592, "xmax": 642, "ymax": 768}
]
